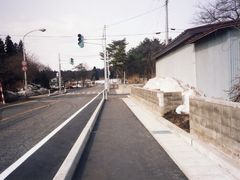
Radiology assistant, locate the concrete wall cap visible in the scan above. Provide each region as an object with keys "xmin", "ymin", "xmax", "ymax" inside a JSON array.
[
  {"xmin": 132, "ymin": 86, "xmax": 184, "ymax": 94},
  {"xmin": 190, "ymin": 96, "xmax": 240, "ymax": 108}
]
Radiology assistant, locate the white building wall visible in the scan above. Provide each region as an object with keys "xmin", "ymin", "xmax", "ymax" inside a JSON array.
[
  {"xmin": 156, "ymin": 44, "xmax": 196, "ymax": 87},
  {"xmin": 195, "ymin": 32, "xmax": 231, "ymax": 99}
]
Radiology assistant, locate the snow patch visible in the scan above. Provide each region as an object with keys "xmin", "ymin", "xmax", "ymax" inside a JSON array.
[
  {"xmin": 143, "ymin": 76, "xmax": 203, "ymax": 114},
  {"xmin": 144, "ymin": 77, "xmax": 183, "ymax": 92}
]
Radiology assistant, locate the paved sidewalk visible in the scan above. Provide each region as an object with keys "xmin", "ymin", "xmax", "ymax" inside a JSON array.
[
  {"xmin": 123, "ymin": 97, "xmax": 240, "ymax": 180},
  {"xmin": 73, "ymin": 96, "xmax": 187, "ymax": 180}
]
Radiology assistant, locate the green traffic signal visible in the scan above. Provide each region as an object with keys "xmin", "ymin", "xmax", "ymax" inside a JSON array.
[
  {"xmin": 70, "ymin": 58, "xmax": 74, "ymax": 65},
  {"xmin": 78, "ymin": 34, "xmax": 84, "ymax": 48}
]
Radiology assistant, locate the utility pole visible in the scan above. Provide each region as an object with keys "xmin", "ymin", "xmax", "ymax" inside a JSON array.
[
  {"xmin": 107, "ymin": 51, "xmax": 110, "ymax": 92},
  {"xmin": 103, "ymin": 25, "xmax": 108, "ymax": 99},
  {"xmin": 58, "ymin": 53, "xmax": 62, "ymax": 93},
  {"xmin": 165, "ymin": 0, "xmax": 169, "ymax": 45}
]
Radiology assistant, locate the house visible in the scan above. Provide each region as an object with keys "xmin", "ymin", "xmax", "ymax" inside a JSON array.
[{"xmin": 154, "ymin": 20, "xmax": 240, "ymax": 99}]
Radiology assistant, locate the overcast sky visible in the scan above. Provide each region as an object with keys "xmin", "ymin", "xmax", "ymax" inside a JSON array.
[{"xmin": 0, "ymin": 0, "xmax": 209, "ymax": 71}]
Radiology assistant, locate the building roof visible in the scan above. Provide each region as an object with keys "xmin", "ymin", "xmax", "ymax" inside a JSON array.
[{"xmin": 154, "ymin": 20, "xmax": 240, "ymax": 60}]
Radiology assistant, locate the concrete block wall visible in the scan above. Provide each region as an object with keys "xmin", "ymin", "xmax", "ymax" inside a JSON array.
[
  {"xmin": 190, "ymin": 96, "xmax": 240, "ymax": 159},
  {"xmin": 131, "ymin": 87, "xmax": 159, "ymax": 105},
  {"xmin": 131, "ymin": 87, "xmax": 163, "ymax": 115},
  {"xmin": 131, "ymin": 87, "xmax": 182, "ymax": 115},
  {"xmin": 164, "ymin": 92, "xmax": 182, "ymax": 113}
]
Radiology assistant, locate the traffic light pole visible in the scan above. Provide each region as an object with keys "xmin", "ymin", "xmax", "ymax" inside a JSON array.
[
  {"xmin": 107, "ymin": 51, "xmax": 110, "ymax": 92},
  {"xmin": 103, "ymin": 25, "xmax": 108, "ymax": 100}
]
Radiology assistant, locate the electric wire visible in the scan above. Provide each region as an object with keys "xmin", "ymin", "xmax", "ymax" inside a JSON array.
[{"xmin": 107, "ymin": 4, "xmax": 165, "ymax": 27}]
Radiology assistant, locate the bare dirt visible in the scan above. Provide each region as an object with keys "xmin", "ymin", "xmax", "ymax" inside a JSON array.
[{"xmin": 163, "ymin": 110, "xmax": 190, "ymax": 133}]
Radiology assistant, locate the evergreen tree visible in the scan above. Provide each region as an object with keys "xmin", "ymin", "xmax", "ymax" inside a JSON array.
[
  {"xmin": 18, "ymin": 40, "xmax": 23, "ymax": 54},
  {"xmin": 0, "ymin": 38, "xmax": 6, "ymax": 81},
  {"xmin": 101, "ymin": 39, "xmax": 127, "ymax": 78},
  {"xmin": 126, "ymin": 38, "xmax": 165, "ymax": 79},
  {"xmin": 14, "ymin": 43, "xmax": 18, "ymax": 53},
  {"xmin": 91, "ymin": 66, "xmax": 99, "ymax": 81},
  {"xmin": 5, "ymin": 35, "xmax": 17, "ymax": 56},
  {"xmin": 0, "ymin": 38, "xmax": 5, "ymax": 57},
  {"xmin": 0, "ymin": 35, "xmax": 54, "ymax": 91}
]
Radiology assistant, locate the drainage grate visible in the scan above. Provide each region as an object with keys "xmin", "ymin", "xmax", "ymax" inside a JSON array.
[{"xmin": 152, "ymin": 130, "xmax": 171, "ymax": 134}]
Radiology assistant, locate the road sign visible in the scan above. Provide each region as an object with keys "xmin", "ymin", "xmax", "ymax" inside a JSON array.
[
  {"xmin": 22, "ymin": 61, "xmax": 27, "ymax": 66},
  {"xmin": 22, "ymin": 66, "xmax": 28, "ymax": 72},
  {"xmin": 22, "ymin": 61, "xmax": 28, "ymax": 72}
]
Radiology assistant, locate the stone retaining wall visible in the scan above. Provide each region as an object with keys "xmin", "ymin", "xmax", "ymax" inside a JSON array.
[
  {"xmin": 131, "ymin": 87, "xmax": 182, "ymax": 115},
  {"xmin": 190, "ymin": 96, "xmax": 240, "ymax": 159}
]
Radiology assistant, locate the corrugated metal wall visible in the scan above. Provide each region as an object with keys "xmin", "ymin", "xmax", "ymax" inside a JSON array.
[{"xmin": 230, "ymin": 33, "xmax": 240, "ymax": 87}]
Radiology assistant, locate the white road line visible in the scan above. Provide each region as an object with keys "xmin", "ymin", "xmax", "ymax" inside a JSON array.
[
  {"xmin": 53, "ymin": 96, "xmax": 104, "ymax": 180},
  {"xmin": 0, "ymin": 90, "xmax": 105, "ymax": 179}
]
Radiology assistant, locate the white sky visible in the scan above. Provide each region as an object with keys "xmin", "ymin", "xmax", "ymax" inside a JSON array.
[{"xmin": 0, "ymin": 0, "xmax": 209, "ymax": 71}]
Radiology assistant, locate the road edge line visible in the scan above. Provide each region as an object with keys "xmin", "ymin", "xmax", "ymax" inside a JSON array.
[{"xmin": 53, "ymin": 97, "xmax": 105, "ymax": 180}]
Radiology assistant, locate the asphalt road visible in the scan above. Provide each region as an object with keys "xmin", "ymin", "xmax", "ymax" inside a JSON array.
[{"xmin": 0, "ymin": 85, "xmax": 103, "ymax": 176}]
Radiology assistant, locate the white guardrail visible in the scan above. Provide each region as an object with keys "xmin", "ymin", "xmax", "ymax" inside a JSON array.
[
  {"xmin": 0, "ymin": 89, "xmax": 106, "ymax": 180},
  {"xmin": 53, "ymin": 89, "xmax": 106, "ymax": 180}
]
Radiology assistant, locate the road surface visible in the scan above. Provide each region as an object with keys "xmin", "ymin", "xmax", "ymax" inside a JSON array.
[{"xmin": 0, "ymin": 85, "xmax": 103, "ymax": 176}]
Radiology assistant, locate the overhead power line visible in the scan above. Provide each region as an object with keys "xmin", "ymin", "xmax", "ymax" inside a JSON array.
[
  {"xmin": 61, "ymin": 54, "xmax": 99, "ymax": 58},
  {"xmin": 84, "ymin": 42, "xmax": 102, "ymax": 46},
  {"xmin": 108, "ymin": 32, "xmax": 161, "ymax": 37},
  {"xmin": 107, "ymin": 4, "xmax": 165, "ymax": 27}
]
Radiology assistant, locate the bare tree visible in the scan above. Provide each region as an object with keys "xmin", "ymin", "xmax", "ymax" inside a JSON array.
[
  {"xmin": 74, "ymin": 63, "xmax": 88, "ymax": 87},
  {"xmin": 229, "ymin": 77, "xmax": 240, "ymax": 102},
  {"xmin": 195, "ymin": 0, "xmax": 240, "ymax": 24}
]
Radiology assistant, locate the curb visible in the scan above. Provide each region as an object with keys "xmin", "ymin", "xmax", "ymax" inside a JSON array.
[{"xmin": 53, "ymin": 98, "xmax": 105, "ymax": 180}]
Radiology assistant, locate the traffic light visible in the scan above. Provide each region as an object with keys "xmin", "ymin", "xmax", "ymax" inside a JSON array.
[
  {"xmin": 70, "ymin": 58, "xmax": 74, "ymax": 65},
  {"xmin": 78, "ymin": 34, "xmax": 84, "ymax": 48}
]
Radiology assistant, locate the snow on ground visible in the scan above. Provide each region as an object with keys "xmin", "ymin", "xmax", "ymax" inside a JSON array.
[
  {"xmin": 144, "ymin": 77, "xmax": 184, "ymax": 92},
  {"xmin": 143, "ymin": 77, "xmax": 203, "ymax": 114}
]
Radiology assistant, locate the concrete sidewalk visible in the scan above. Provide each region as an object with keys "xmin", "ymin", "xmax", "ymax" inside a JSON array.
[
  {"xmin": 123, "ymin": 97, "xmax": 240, "ymax": 180},
  {"xmin": 73, "ymin": 95, "xmax": 187, "ymax": 180}
]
